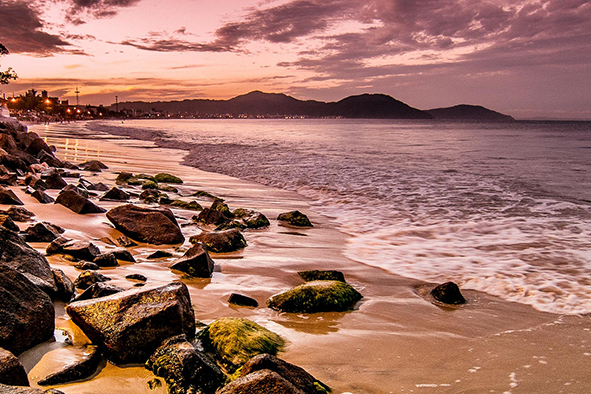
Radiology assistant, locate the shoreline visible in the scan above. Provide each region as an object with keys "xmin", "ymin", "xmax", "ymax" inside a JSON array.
[{"xmin": 3, "ymin": 120, "xmax": 590, "ymax": 393}]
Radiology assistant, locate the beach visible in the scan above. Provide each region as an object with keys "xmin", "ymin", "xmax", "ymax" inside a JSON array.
[{"xmin": 5, "ymin": 119, "xmax": 590, "ymax": 393}]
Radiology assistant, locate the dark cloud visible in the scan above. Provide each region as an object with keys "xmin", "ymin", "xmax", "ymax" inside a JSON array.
[
  {"xmin": 61, "ymin": 0, "xmax": 142, "ymax": 24},
  {"xmin": 0, "ymin": 1, "xmax": 73, "ymax": 55},
  {"xmin": 118, "ymin": 38, "xmax": 231, "ymax": 52}
]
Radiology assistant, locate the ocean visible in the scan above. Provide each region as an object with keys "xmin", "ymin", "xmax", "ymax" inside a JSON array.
[{"xmin": 78, "ymin": 118, "xmax": 591, "ymax": 315}]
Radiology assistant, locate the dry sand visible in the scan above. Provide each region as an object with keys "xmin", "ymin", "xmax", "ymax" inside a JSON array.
[{"xmin": 8, "ymin": 122, "xmax": 591, "ymax": 394}]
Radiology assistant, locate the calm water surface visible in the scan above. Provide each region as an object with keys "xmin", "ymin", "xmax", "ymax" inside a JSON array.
[{"xmin": 85, "ymin": 119, "xmax": 591, "ymax": 314}]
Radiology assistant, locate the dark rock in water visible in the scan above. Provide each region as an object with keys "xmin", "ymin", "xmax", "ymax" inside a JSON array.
[
  {"xmin": 430, "ymin": 282, "xmax": 466, "ymax": 305},
  {"xmin": 139, "ymin": 189, "xmax": 160, "ymax": 203},
  {"xmin": 0, "ymin": 187, "xmax": 23, "ymax": 205},
  {"xmin": 74, "ymin": 282, "xmax": 125, "ymax": 301},
  {"xmin": 100, "ymin": 187, "xmax": 130, "ymax": 201},
  {"xmin": 0, "ymin": 266, "xmax": 55, "ymax": 355},
  {"xmin": 146, "ymin": 334, "xmax": 224, "ymax": 394},
  {"xmin": 0, "ymin": 173, "xmax": 17, "ymax": 186},
  {"xmin": 62, "ymin": 161, "xmax": 79, "ymax": 170},
  {"xmin": 277, "ymin": 210, "xmax": 312, "ymax": 227},
  {"xmin": 46, "ymin": 237, "xmax": 100, "ymax": 261},
  {"xmin": 198, "ymin": 317, "xmax": 284, "ymax": 373},
  {"xmin": 170, "ymin": 200, "xmax": 202, "ymax": 211},
  {"xmin": 0, "ymin": 227, "xmax": 56, "ymax": 295},
  {"xmin": 55, "ymin": 190, "xmax": 106, "ymax": 214},
  {"xmin": 158, "ymin": 185, "xmax": 178, "ymax": 193},
  {"xmin": 93, "ymin": 253, "xmax": 119, "ymax": 267},
  {"xmin": 0, "ymin": 214, "xmax": 19, "ymax": 231},
  {"xmin": 106, "ymin": 204, "xmax": 184, "ymax": 245},
  {"xmin": 169, "ymin": 243, "xmax": 214, "ymax": 278},
  {"xmin": 194, "ymin": 208, "xmax": 229, "ymax": 226},
  {"xmin": 0, "ymin": 347, "xmax": 29, "ymax": 386},
  {"xmin": 31, "ymin": 189, "xmax": 54, "ymax": 204},
  {"xmin": 147, "ymin": 250, "xmax": 174, "ymax": 259},
  {"xmin": 44, "ymin": 172, "xmax": 67, "ymax": 190},
  {"xmin": 74, "ymin": 261, "xmax": 100, "ymax": 271},
  {"xmin": 217, "ymin": 370, "xmax": 302, "ymax": 394},
  {"xmin": 228, "ymin": 293, "xmax": 258, "ymax": 308},
  {"xmin": 154, "ymin": 173, "xmax": 183, "ymax": 184},
  {"xmin": 232, "ymin": 208, "xmax": 270, "ymax": 229},
  {"xmin": 298, "ymin": 270, "xmax": 345, "ymax": 283},
  {"xmin": 111, "ymin": 248, "xmax": 136, "ymax": 263},
  {"xmin": 2, "ymin": 206, "xmax": 34, "ymax": 222},
  {"xmin": 190, "ymin": 228, "xmax": 247, "ymax": 253},
  {"xmin": 37, "ymin": 345, "xmax": 103, "ymax": 386},
  {"xmin": 73, "ymin": 270, "xmax": 111, "ymax": 290},
  {"xmin": 240, "ymin": 353, "xmax": 330, "ymax": 394},
  {"xmin": 52, "ymin": 268, "xmax": 75, "ymax": 302},
  {"xmin": 23, "ymin": 135, "xmax": 52, "ymax": 156},
  {"xmin": 66, "ymin": 282, "xmax": 196, "ymax": 364},
  {"xmin": 80, "ymin": 160, "xmax": 107, "ymax": 172},
  {"xmin": 24, "ymin": 222, "xmax": 64, "ymax": 242},
  {"xmin": 115, "ymin": 171, "xmax": 133, "ymax": 184},
  {"xmin": 37, "ymin": 150, "xmax": 63, "ymax": 168},
  {"xmin": 267, "ymin": 281, "xmax": 362, "ymax": 313},
  {"xmin": 116, "ymin": 235, "xmax": 137, "ymax": 247},
  {"xmin": 142, "ymin": 180, "xmax": 158, "ymax": 190},
  {"xmin": 85, "ymin": 182, "xmax": 109, "ymax": 192},
  {"xmin": 126, "ymin": 273, "xmax": 147, "ymax": 282},
  {"xmin": 210, "ymin": 199, "xmax": 233, "ymax": 218},
  {"xmin": 61, "ymin": 183, "xmax": 89, "ymax": 198}
]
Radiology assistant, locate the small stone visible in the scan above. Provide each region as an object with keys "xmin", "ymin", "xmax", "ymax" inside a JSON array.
[
  {"xmin": 111, "ymin": 248, "xmax": 136, "ymax": 262},
  {"xmin": 93, "ymin": 253, "xmax": 119, "ymax": 267},
  {"xmin": 44, "ymin": 172, "xmax": 67, "ymax": 189},
  {"xmin": 277, "ymin": 210, "xmax": 313, "ymax": 227},
  {"xmin": 154, "ymin": 173, "xmax": 183, "ymax": 184},
  {"xmin": 228, "ymin": 293, "xmax": 258, "ymax": 308},
  {"xmin": 430, "ymin": 282, "xmax": 466, "ymax": 305},
  {"xmin": 298, "ymin": 270, "xmax": 346, "ymax": 283},
  {"xmin": 100, "ymin": 187, "xmax": 130, "ymax": 201},
  {"xmin": 169, "ymin": 243, "xmax": 214, "ymax": 278},
  {"xmin": 147, "ymin": 250, "xmax": 174, "ymax": 259},
  {"xmin": 31, "ymin": 189, "xmax": 54, "ymax": 204},
  {"xmin": 0, "ymin": 214, "xmax": 19, "ymax": 231},
  {"xmin": 116, "ymin": 235, "xmax": 137, "ymax": 247},
  {"xmin": 73, "ymin": 270, "xmax": 111, "ymax": 290},
  {"xmin": 52, "ymin": 268, "xmax": 75, "ymax": 302},
  {"xmin": 74, "ymin": 282, "xmax": 125, "ymax": 301},
  {"xmin": 190, "ymin": 228, "xmax": 247, "ymax": 253},
  {"xmin": 37, "ymin": 345, "xmax": 102, "ymax": 386},
  {"xmin": 125, "ymin": 273, "xmax": 147, "ymax": 282},
  {"xmin": 74, "ymin": 261, "xmax": 100, "ymax": 271},
  {"xmin": 267, "ymin": 280, "xmax": 362, "ymax": 313},
  {"xmin": 55, "ymin": 190, "xmax": 106, "ymax": 214}
]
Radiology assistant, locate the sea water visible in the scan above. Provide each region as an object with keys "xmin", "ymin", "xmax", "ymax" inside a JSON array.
[{"xmin": 84, "ymin": 119, "xmax": 591, "ymax": 315}]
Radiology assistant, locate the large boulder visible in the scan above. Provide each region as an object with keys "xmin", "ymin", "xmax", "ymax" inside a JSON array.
[
  {"xmin": 0, "ymin": 347, "xmax": 29, "ymax": 386},
  {"xmin": 31, "ymin": 189, "xmax": 54, "ymax": 204},
  {"xmin": 277, "ymin": 211, "xmax": 313, "ymax": 227},
  {"xmin": 0, "ymin": 266, "xmax": 55, "ymax": 355},
  {"xmin": 267, "ymin": 281, "xmax": 362, "ymax": 313},
  {"xmin": 93, "ymin": 252, "xmax": 119, "ymax": 267},
  {"xmin": 37, "ymin": 345, "xmax": 103, "ymax": 386},
  {"xmin": 55, "ymin": 190, "xmax": 106, "ymax": 214},
  {"xmin": 46, "ymin": 237, "xmax": 101, "ymax": 261},
  {"xmin": 430, "ymin": 281, "xmax": 466, "ymax": 305},
  {"xmin": 198, "ymin": 317, "xmax": 284, "ymax": 373},
  {"xmin": 1, "ymin": 206, "xmax": 34, "ymax": 222},
  {"xmin": 0, "ymin": 187, "xmax": 23, "ymax": 205},
  {"xmin": 146, "ymin": 335, "xmax": 225, "ymax": 394},
  {"xmin": 190, "ymin": 228, "xmax": 247, "ymax": 253},
  {"xmin": 0, "ymin": 227, "xmax": 56, "ymax": 295},
  {"xmin": 169, "ymin": 243, "xmax": 214, "ymax": 278},
  {"xmin": 24, "ymin": 222, "xmax": 64, "ymax": 242},
  {"xmin": 43, "ymin": 172, "xmax": 67, "ymax": 190},
  {"xmin": 106, "ymin": 204, "xmax": 184, "ymax": 245},
  {"xmin": 66, "ymin": 282, "xmax": 196, "ymax": 364},
  {"xmin": 217, "ymin": 370, "xmax": 303, "ymax": 394}
]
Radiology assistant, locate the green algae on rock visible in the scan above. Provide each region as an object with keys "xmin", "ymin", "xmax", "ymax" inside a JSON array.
[
  {"xmin": 198, "ymin": 317, "xmax": 285, "ymax": 374},
  {"xmin": 297, "ymin": 270, "xmax": 345, "ymax": 283},
  {"xmin": 277, "ymin": 210, "xmax": 313, "ymax": 227},
  {"xmin": 267, "ymin": 280, "xmax": 362, "ymax": 313},
  {"xmin": 154, "ymin": 173, "xmax": 184, "ymax": 184}
]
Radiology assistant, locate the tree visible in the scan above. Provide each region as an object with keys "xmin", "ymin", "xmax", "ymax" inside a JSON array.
[{"xmin": 0, "ymin": 43, "xmax": 18, "ymax": 85}]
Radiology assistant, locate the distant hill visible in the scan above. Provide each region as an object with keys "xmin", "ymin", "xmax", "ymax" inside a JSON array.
[
  {"xmin": 426, "ymin": 104, "xmax": 514, "ymax": 121},
  {"xmin": 117, "ymin": 91, "xmax": 433, "ymax": 119}
]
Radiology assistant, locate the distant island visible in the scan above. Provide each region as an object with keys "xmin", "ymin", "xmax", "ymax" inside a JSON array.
[{"xmin": 115, "ymin": 91, "xmax": 514, "ymax": 121}]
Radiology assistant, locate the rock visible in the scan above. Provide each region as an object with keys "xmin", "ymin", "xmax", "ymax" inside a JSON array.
[
  {"xmin": 37, "ymin": 345, "xmax": 102, "ymax": 386},
  {"xmin": 430, "ymin": 281, "xmax": 466, "ymax": 305},
  {"xmin": 2, "ymin": 206, "xmax": 34, "ymax": 222},
  {"xmin": 267, "ymin": 281, "xmax": 362, "ymax": 313},
  {"xmin": 24, "ymin": 222, "xmax": 64, "ymax": 242},
  {"xmin": 93, "ymin": 253, "xmax": 119, "ymax": 267},
  {"xmin": 154, "ymin": 173, "xmax": 183, "ymax": 184},
  {"xmin": 62, "ymin": 161, "xmax": 79, "ymax": 170},
  {"xmin": 146, "ymin": 335, "xmax": 224, "ymax": 394},
  {"xmin": 111, "ymin": 248, "xmax": 136, "ymax": 262},
  {"xmin": 169, "ymin": 243, "xmax": 214, "ymax": 278},
  {"xmin": 74, "ymin": 282, "xmax": 125, "ymax": 301},
  {"xmin": 298, "ymin": 270, "xmax": 346, "ymax": 283},
  {"xmin": 66, "ymin": 282, "xmax": 195, "ymax": 364},
  {"xmin": 43, "ymin": 172, "xmax": 67, "ymax": 190},
  {"xmin": 0, "ymin": 266, "xmax": 55, "ymax": 355},
  {"xmin": 228, "ymin": 293, "xmax": 258, "ymax": 308},
  {"xmin": 116, "ymin": 235, "xmax": 137, "ymax": 247},
  {"xmin": 73, "ymin": 270, "xmax": 111, "ymax": 290},
  {"xmin": 233, "ymin": 208, "xmax": 270, "ymax": 229},
  {"xmin": 191, "ymin": 190, "xmax": 217, "ymax": 199},
  {"xmin": 139, "ymin": 189, "xmax": 160, "ymax": 203},
  {"xmin": 115, "ymin": 171, "xmax": 133, "ymax": 184},
  {"xmin": 210, "ymin": 199, "xmax": 233, "ymax": 217},
  {"xmin": 0, "ymin": 173, "xmax": 17, "ymax": 186},
  {"xmin": 106, "ymin": 204, "xmax": 184, "ymax": 245},
  {"xmin": 170, "ymin": 200, "xmax": 202, "ymax": 211},
  {"xmin": 240, "ymin": 354, "xmax": 330, "ymax": 394},
  {"xmin": 142, "ymin": 180, "xmax": 158, "ymax": 190},
  {"xmin": 0, "ymin": 347, "xmax": 29, "ymax": 386},
  {"xmin": 74, "ymin": 261, "xmax": 100, "ymax": 271},
  {"xmin": 0, "ymin": 214, "xmax": 19, "ymax": 231},
  {"xmin": 55, "ymin": 190, "xmax": 106, "ymax": 214},
  {"xmin": 125, "ymin": 273, "xmax": 147, "ymax": 282},
  {"xmin": 158, "ymin": 185, "xmax": 178, "ymax": 193},
  {"xmin": 277, "ymin": 210, "xmax": 313, "ymax": 227},
  {"xmin": 0, "ymin": 384, "xmax": 55, "ymax": 394},
  {"xmin": 61, "ymin": 183, "xmax": 89, "ymax": 198},
  {"xmin": 0, "ymin": 227, "xmax": 56, "ymax": 295},
  {"xmin": 80, "ymin": 160, "xmax": 107, "ymax": 172},
  {"xmin": 194, "ymin": 208, "xmax": 230, "ymax": 226},
  {"xmin": 51, "ymin": 268, "xmax": 75, "ymax": 302},
  {"xmin": 46, "ymin": 238, "xmax": 100, "ymax": 261},
  {"xmin": 100, "ymin": 187, "xmax": 130, "ymax": 201},
  {"xmin": 85, "ymin": 181, "xmax": 109, "ymax": 192},
  {"xmin": 217, "ymin": 370, "xmax": 303, "ymax": 394},
  {"xmin": 189, "ymin": 228, "xmax": 247, "ymax": 253},
  {"xmin": 31, "ymin": 189, "xmax": 54, "ymax": 204},
  {"xmin": 0, "ymin": 187, "xmax": 23, "ymax": 205},
  {"xmin": 198, "ymin": 317, "xmax": 284, "ymax": 373},
  {"xmin": 147, "ymin": 250, "xmax": 174, "ymax": 259}
]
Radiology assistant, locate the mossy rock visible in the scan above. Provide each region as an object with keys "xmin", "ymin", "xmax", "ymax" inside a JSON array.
[
  {"xmin": 142, "ymin": 180, "xmax": 159, "ymax": 190},
  {"xmin": 198, "ymin": 317, "xmax": 285, "ymax": 373},
  {"xmin": 277, "ymin": 210, "xmax": 312, "ymax": 227},
  {"xmin": 115, "ymin": 171, "xmax": 133, "ymax": 184},
  {"xmin": 298, "ymin": 270, "xmax": 345, "ymax": 283},
  {"xmin": 211, "ymin": 199, "xmax": 233, "ymax": 218},
  {"xmin": 171, "ymin": 200, "xmax": 203, "ymax": 211},
  {"xmin": 154, "ymin": 173, "xmax": 183, "ymax": 184},
  {"xmin": 159, "ymin": 185, "xmax": 179, "ymax": 193},
  {"xmin": 267, "ymin": 281, "xmax": 362, "ymax": 313},
  {"xmin": 233, "ymin": 208, "xmax": 270, "ymax": 229},
  {"xmin": 129, "ymin": 174, "xmax": 156, "ymax": 185},
  {"xmin": 192, "ymin": 190, "xmax": 219, "ymax": 200}
]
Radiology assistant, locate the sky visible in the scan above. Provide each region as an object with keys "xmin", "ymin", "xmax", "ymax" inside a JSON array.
[{"xmin": 0, "ymin": 0, "xmax": 590, "ymax": 119}]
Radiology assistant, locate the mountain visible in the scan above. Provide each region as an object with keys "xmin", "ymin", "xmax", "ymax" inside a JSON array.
[
  {"xmin": 117, "ymin": 91, "xmax": 433, "ymax": 119},
  {"xmin": 426, "ymin": 104, "xmax": 514, "ymax": 121}
]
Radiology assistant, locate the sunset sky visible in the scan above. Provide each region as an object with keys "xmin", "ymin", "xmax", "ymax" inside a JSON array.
[{"xmin": 1, "ymin": 0, "xmax": 590, "ymax": 119}]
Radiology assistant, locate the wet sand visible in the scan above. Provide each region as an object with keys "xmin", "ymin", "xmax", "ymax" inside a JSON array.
[{"xmin": 10, "ymin": 122, "xmax": 591, "ymax": 393}]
